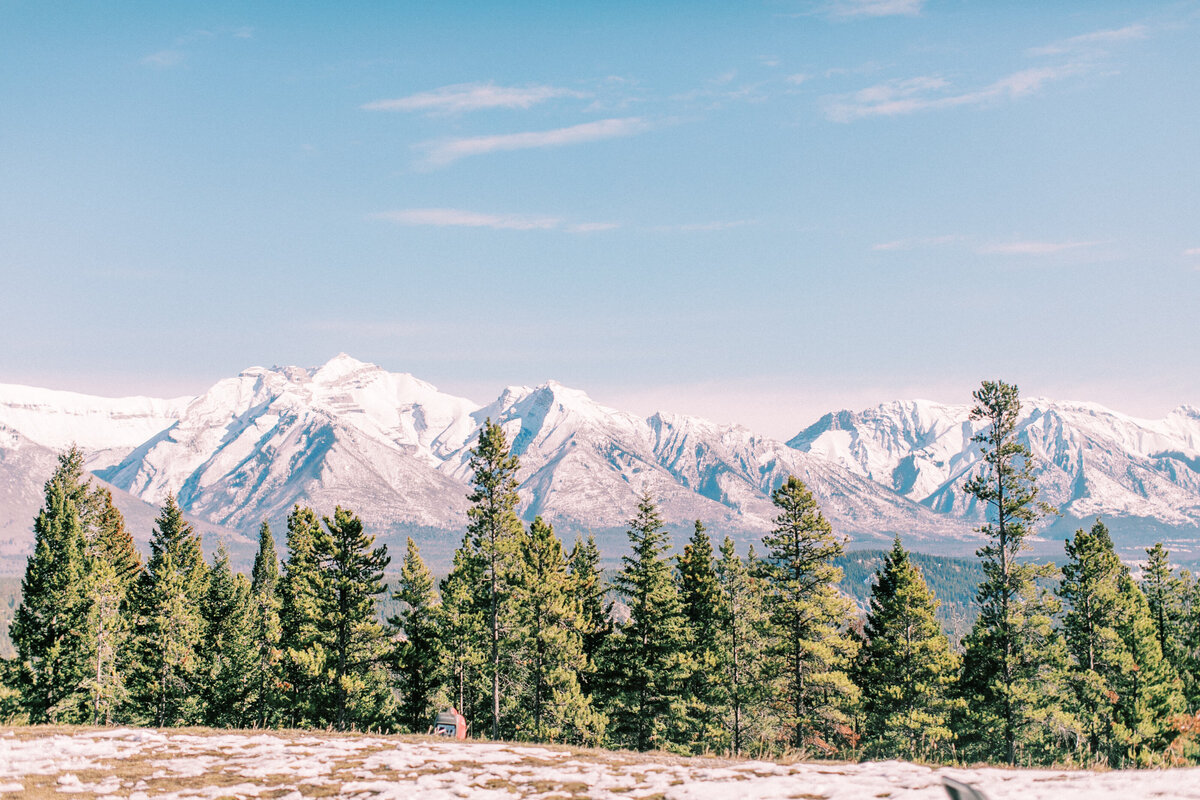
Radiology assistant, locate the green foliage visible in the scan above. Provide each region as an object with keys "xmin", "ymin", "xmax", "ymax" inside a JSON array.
[
  {"xmin": 201, "ymin": 544, "xmax": 255, "ymax": 727},
  {"xmin": 247, "ymin": 521, "xmax": 283, "ymax": 728},
  {"xmin": 568, "ymin": 535, "xmax": 609, "ymax": 697},
  {"xmin": 956, "ymin": 380, "xmax": 1069, "ymax": 766},
  {"xmin": 129, "ymin": 493, "xmax": 209, "ymax": 726},
  {"xmin": 466, "ymin": 418, "xmax": 524, "ymax": 740},
  {"xmin": 600, "ymin": 491, "xmax": 691, "ymax": 752},
  {"xmin": 761, "ymin": 475, "xmax": 859, "ymax": 755},
  {"xmin": 439, "ymin": 535, "xmax": 488, "ymax": 734},
  {"xmin": 676, "ymin": 520, "xmax": 726, "ymax": 752},
  {"xmin": 390, "ymin": 537, "xmax": 446, "ymax": 733},
  {"xmin": 856, "ymin": 537, "xmax": 959, "ymax": 760},
  {"xmin": 279, "ymin": 505, "xmax": 323, "ymax": 727}
]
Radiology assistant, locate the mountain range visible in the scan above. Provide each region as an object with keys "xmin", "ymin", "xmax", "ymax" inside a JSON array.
[{"xmin": 1, "ymin": 354, "xmax": 1197, "ymax": 572}]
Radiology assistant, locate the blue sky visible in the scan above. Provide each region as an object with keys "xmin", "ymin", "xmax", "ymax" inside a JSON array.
[{"xmin": 3, "ymin": 0, "xmax": 1198, "ymax": 437}]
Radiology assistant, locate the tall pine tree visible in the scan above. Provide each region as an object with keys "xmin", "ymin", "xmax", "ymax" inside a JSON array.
[
  {"xmin": 279, "ymin": 505, "xmax": 323, "ymax": 727},
  {"xmin": 761, "ymin": 475, "xmax": 859, "ymax": 755},
  {"xmin": 390, "ymin": 538, "xmax": 446, "ymax": 733},
  {"xmin": 248, "ymin": 521, "xmax": 283, "ymax": 728},
  {"xmin": 855, "ymin": 536, "xmax": 958, "ymax": 760},
  {"xmin": 676, "ymin": 520, "xmax": 726, "ymax": 752},
  {"xmin": 715, "ymin": 537, "xmax": 774, "ymax": 756},
  {"xmin": 201, "ymin": 543, "xmax": 255, "ymax": 727},
  {"xmin": 568, "ymin": 535, "xmax": 610, "ymax": 698}
]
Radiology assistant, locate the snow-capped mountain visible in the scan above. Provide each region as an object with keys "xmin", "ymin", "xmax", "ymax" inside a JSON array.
[
  {"xmin": 788, "ymin": 399, "xmax": 1200, "ymax": 548},
  {"xmin": 1, "ymin": 356, "xmax": 1198, "ymax": 570}
]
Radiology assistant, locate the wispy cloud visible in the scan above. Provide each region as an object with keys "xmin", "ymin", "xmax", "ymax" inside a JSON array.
[
  {"xmin": 1028, "ymin": 24, "xmax": 1148, "ymax": 56},
  {"xmin": 873, "ymin": 235, "xmax": 962, "ymax": 251},
  {"xmin": 824, "ymin": 65, "xmax": 1081, "ymax": 121},
  {"xmin": 362, "ymin": 82, "xmax": 586, "ymax": 115},
  {"xmin": 978, "ymin": 240, "xmax": 1104, "ymax": 255},
  {"xmin": 654, "ymin": 220, "xmax": 757, "ymax": 232},
  {"xmin": 372, "ymin": 208, "xmax": 618, "ymax": 234},
  {"xmin": 141, "ymin": 50, "xmax": 185, "ymax": 68},
  {"xmin": 823, "ymin": 0, "xmax": 924, "ymax": 18},
  {"xmin": 417, "ymin": 117, "xmax": 649, "ymax": 167},
  {"xmin": 1184, "ymin": 248, "xmax": 1200, "ymax": 256}
]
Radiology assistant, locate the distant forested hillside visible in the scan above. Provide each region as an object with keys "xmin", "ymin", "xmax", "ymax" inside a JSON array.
[
  {"xmin": 836, "ymin": 550, "xmax": 983, "ymax": 642},
  {"xmin": 0, "ymin": 577, "xmax": 18, "ymax": 658}
]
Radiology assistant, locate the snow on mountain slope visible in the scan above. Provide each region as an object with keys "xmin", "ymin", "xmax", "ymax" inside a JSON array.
[
  {"xmin": 97, "ymin": 354, "xmax": 481, "ymax": 531},
  {"xmin": 789, "ymin": 399, "xmax": 1200, "ymax": 530},
  {"xmin": 0, "ymin": 383, "xmax": 187, "ymax": 469}
]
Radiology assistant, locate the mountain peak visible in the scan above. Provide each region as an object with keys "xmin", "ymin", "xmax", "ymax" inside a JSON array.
[{"xmin": 311, "ymin": 353, "xmax": 378, "ymax": 383}]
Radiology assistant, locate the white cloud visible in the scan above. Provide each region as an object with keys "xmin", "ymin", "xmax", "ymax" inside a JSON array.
[
  {"xmin": 825, "ymin": 65, "xmax": 1081, "ymax": 121},
  {"xmin": 362, "ymin": 82, "xmax": 585, "ymax": 114},
  {"xmin": 786, "ymin": 73, "xmax": 812, "ymax": 85},
  {"xmin": 417, "ymin": 117, "xmax": 649, "ymax": 167},
  {"xmin": 1028, "ymin": 24, "xmax": 1148, "ymax": 56},
  {"xmin": 1184, "ymin": 248, "xmax": 1200, "ymax": 256},
  {"xmin": 233, "ymin": 27, "xmax": 255, "ymax": 39},
  {"xmin": 872, "ymin": 235, "xmax": 961, "ymax": 251},
  {"xmin": 373, "ymin": 208, "xmax": 617, "ymax": 233},
  {"xmin": 654, "ymin": 220, "xmax": 757, "ymax": 232},
  {"xmin": 140, "ymin": 50, "xmax": 185, "ymax": 68},
  {"xmin": 977, "ymin": 240, "xmax": 1103, "ymax": 255},
  {"xmin": 824, "ymin": 0, "xmax": 924, "ymax": 18}
]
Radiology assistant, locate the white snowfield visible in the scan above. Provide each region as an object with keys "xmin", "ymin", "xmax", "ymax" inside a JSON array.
[{"xmin": 1, "ymin": 728, "xmax": 1199, "ymax": 800}]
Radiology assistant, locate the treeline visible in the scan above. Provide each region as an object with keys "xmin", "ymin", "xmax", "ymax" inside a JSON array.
[{"xmin": 4, "ymin": 382, "xmax": 1200, "ymax": 768}]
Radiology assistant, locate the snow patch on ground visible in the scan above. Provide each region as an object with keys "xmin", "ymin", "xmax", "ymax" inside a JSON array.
[{"xmin": 2, "ymin": 727, "xmax": 1200, "ymax": 799}]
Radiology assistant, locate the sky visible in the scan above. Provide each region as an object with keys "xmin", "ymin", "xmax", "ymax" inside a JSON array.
[{"xmin": 2, "ymin": 0, "xmax": 1198, "ymax": 439}]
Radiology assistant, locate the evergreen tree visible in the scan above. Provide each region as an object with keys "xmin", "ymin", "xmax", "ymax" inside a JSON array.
[
  {"xmin": 855, "ymin": 536, "xmax": 958, "ymax": 760},
  {"xmin": 440, "ymin": 536, "xmax": 488, "ymax": 733},
  {"xmin": 1143, "ymin": 543, "xmax": 1185, "ymax": 670},
  {"xmin": 279, "ymin": 505, "xmax": 323, "ymax": 727},
  {"xmin": 512, "ymin": 517, "xmax": 604, "ymax": 744},
  {"xmin": 201, "ymin": 543, "xmax": 255, "ymax": 727},
  {"xmin": 601, "ymin": 491, "xmax": 691, "ymax": 752},
  {"xmin": 310, "ymin": 506, "xmax": 393, "ymax": 730},
  {"xmin": 129, "ymin": 493, "xmax": 209, "ymax": 726},
  {"xmin": 465, "ymin": 419, "xmax": 524, "ymax": 740},
  {"xmin": 715, "ymin": 537, "xmax": 774, "ymax": 756},
  {"xmin": 760, "ymin": 475, "xmax": 859, "ymax": 755},
  {"xmin": 390, "ymin": 538, "xmax": 446, "ymax": 733},
  {"xmin": 955, "ymin": 380, "xmax": 1065, "ymax": 765},
  {"xmin": 247, "ymin": 521, "xmax": 283, "ymax": 728},
  {"xmin": 1110, "ymin": 572, "xmax": 1187, "ymax": 765},
  {"xmin": 9, "ymin": 447, "xmax": 89, "ymax": 723},
  {"xmin": 78, "ymin": 487, "xmax": 139, "ymax": 725},
  {"xmin": 568, "ymin": 535, "xmax": 609, "ymax": 697},
  {"xmin": 676, "ymin": 520, "xmax": 726, "ymax": 752}
]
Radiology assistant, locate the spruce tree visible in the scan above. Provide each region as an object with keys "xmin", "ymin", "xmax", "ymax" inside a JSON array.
[
  {"xmin": 855, "ymin": 536, "xmax": 958, "ymax": 760},
  {"xmin": 1058, "ymin": 519, "xmax": 1125, "ymax": 761},
  {"xmin": 440, "ymin": 536, "xmax": 488, "ymax": 731},
  {"xmin": 310, "ymin": 506, "xmax": 393, "ymax": 730},
  {"xmin": 201, "ymin": 543, "xmax": 255, "ymax": 727},
  {"xmin": 390, "ymin": 538, "xmax": 446, "ymax": 733},
  {"xmin": 1143, "ymin": 543, "xmax": 1184, "ymax": 670},
  {"xmin": 601, "ymin": 491, "xmax": 691, "ymax": 752},
  {"xmin": 1111, "ymin": 572, "xmax": 1187, "ymax": 765},
  {"xmin": 715, "ymin": 537, "xmax": 773, "ymax": 756},
  {"xmin": 10, "ymin": 448, "xmax": 89, "ymax": 723},
  {"xmin": 465, "ymin": 419, "xmax": 524, "ymax": 740},
  {"xmin": 956, "ymin": 380, "xmax": 1066, "ymax": 765},
  {"xmin": 568, "ymin": 535, "xmax": 609, "ymax": 697},
  {"xmin": 248, "ymin": 521, "xmax": 283, "ymax": 728},
  {"xmin": 279, "ymin": 505, "xmax": 323, "ymax": 727},
  {"xmin": 761, "ymin": 475, "xmax": 859, "ymax": 755},
  {"xmin": 676, "ymin": 520, "xmax": 726, "ymax": 752},
  {"xmin": 129, "ymin": 493, "xmax": 209, "ymax": 726},
  {"xmin": 512, "ymin": 517, "xmax": 604, "ymax": 744}
]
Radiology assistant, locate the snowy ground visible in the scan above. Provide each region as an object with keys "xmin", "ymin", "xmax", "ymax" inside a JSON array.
[{"xmin": 2, "ymin": 727, "xmax": 1199, "ymax": 800}]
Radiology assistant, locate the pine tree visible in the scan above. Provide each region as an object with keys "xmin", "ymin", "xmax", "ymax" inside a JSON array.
[
  {"xmin": 956, "ymin": 380, "xmax": 1065, "ymax": 765},
  {"xmin": 78, "ymin": 487, "xmax": 140, "ymax": 725},
  {"xmin": 760, "ymin": 475, "xmax": 859, "ymax": 755},
  {"xmin": 1143, "ymin": 543, "xmax": 1185, "ymax": 670},
  {"xmin": 1058, "ymin": 519, "xmax": 1125, "ymax": 761},
  {"xmin": 247, "ymin": 521, "xmax": 283, "ymax": 728},
  {"xmin": 1110, "ymin": 572, "xmax": 1187, "ymax": 765},
  {"xmin": 201, "ymin": 543, "xmax": 255, "ymax": 727},
  {"xmin": 465, "ymin": 419, "xmax": 524, "ymax": 740},
  {"xmin": 511, "ymin": 517, "xmax": 604, "ymax": 744},
  {"xmin": 855, "ymin": 536, "xmax": 958, "ymax": 760},
  {"xmin": 601, "ymin": 491, "xmax": 691, "ymax": 752},
  {"xmin": 129, "ymin": 493, "xmax": 209, "ymax": 726},
  {"xmin": 440, "ymin": 537, "xmax": 488, "ymax": 732},
  {"xmin": 279, "ymin": 505, "xmax": 323, "ymax": 727},
  {"xmin": 9, "ymin": 447, "xmax": 90, "ymax": 723},
  {"xmin": 715, "ymin": 537, "xmax": 774, "ymax": 756},
  {"xmin": 310, "ymin": 506, "xmax": 393, "ymax": 730},
  {"xmin": 676, "ymin": 520, "xmax": 726, "ymax": 752},
  {"xmin": 390, "ymin": 538, "xmax": 445, "ymax": 733},
  {"xmin": 568, "ymin": 535, "xmax": 609, "ymax": 697}
]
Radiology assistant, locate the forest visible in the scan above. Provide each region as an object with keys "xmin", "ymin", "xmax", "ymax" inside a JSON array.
[{"xmin": 3, "ymin": 381, "xmax": 1200, "ymax": 768}]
